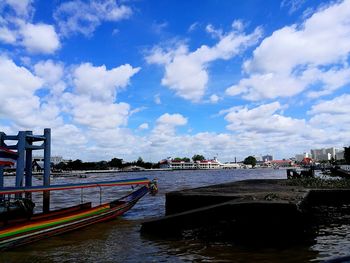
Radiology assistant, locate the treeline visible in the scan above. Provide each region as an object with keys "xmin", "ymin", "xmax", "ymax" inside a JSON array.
[
  {"xmin": 53, "ymin": 157, "xmax": 160, "ymax": 171},
  {"xmin": 172, "ymin": 155, "xmax": 206, "ymax": 162}
]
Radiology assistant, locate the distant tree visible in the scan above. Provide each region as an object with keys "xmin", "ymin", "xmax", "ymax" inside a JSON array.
[
  {"xmin": 243, "ymin": 156, "xmax": 257, "ymax": 167},
  {"xmin": 136, "ymin": 157, "xmax": 144, "ymax": 166},
  {"xmin": 153, "ymin": 162, "xmax": 160, "ymax": 169},
  {"xmin": 192, "ymin": 154, "xmax": 205, "ymax": 162},
  {"xmin": 173, "ymin": 157, "xmax": 191, "ymax": 162},
  {"xmin": 54, "ymin": 162, "xmax": 67, "ymax": 170},
  {"xmin": 69, "ymin": 159, "xmax": 83, "ymax": 170},
  {"xmin": 109, "ymin": 158, "xmax": 123, "ymax": 168},
  {"xmin": 95, "ymin": 161, "xmax": 108, "ymax": 170},
  {"xmin": 344, "ymin": 146, "xmax": 350, "ymax": 164}
]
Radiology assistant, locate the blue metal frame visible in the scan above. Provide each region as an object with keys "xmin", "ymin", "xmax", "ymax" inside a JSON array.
[{"xmin": 0, "ymin": 129, "xmax": 51, "ymax": 212}]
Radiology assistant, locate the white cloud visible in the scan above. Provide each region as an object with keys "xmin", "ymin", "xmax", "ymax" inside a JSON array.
[
  {"xmin": 154, "ymin": 94, "xmax": 161, "ymax": 104},
  {"xmin": 151, "ymin": 21, "xmax": 168, "ymax": 34},
  {"xmin": 281, "ymin": 0, "xmax": 306, "ymax": 14},
  {"xmin": 62, "ymin": 94, "xmax": 130, "ymax": 129},
  {"xmin": 34, "ymin": 60, "xmax": 63, "ymax": 83},
  {"xmin": 224, "ymin": 102, "xmax": 305, "ymax": 134},
  {"xmin": 0, "ymin": 56, "xmax": 42, "ymax": 98},
  {"xmin": 0, "ymin": 26, "xmax": 17, "ymax": 43},
  {"xmin": 138, "ymin": 123, "xmax": 149, "ymax": 130},
  {"xmin": 206, "ymin": 24, "xmax": 223, "ymax": 39},
  {"xmin": 20, "ymin": 23, "xmax": 60, "ymax": 54},
  {"xmin": 188, "ymin": 22, "xmax": 199, "ymax": 32},
  {"xmin": 0, "ymin": 2, "xmax": 60, "ymax": 54},
  {"xmin": 54, "ymin": 0, "xmax": 132, "ymax": 37},
  {"xmin": 73, "ymin": 63, "xmax": 140, "ymax": 102},
  {"xmin": 308, "ymin": 94, "xmax": 350, "ymax": 115},
  {"xmin": 227, "ymin": 0, "xmax": 350, "ymax": 100},
  {"xmin": 226, "ymin": 72, "xmax": 306, "ymax": 100},
  {"xmin": 156, "ymin": 113, "xmax": 187, "ymax": 126},
  {"xmin": 308, "ymin": 94, "xmax": 350, "ymax": 137},
  {"xmin": 209, "ymin": 94, "xmax": 220, "ymax": 103},
  {"xmin": 153, "ymin": 113, "xmax": 187, "ymax": 135},
  {"xmin": 3, "ymin": 0, "xmax": 33, "ymax": 18},
  {"xmin": 0, "ymin": 57, "xmax": 64, "ymax": 129},
  {"xmin": 34, "ymin": 60, "xmax": 66, "ymax": 96},
  {"xmin": 56, "ymin": 62, "xmax": 141, "ymax": 131},
  {"xmin": 146, "ymin": 25, "xmax": 262, "ymax": 102}
]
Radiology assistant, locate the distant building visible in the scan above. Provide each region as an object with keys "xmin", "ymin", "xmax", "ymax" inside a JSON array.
[
  {"xmin": 336, "ymin": 150, "xmax": 344, "ymax": 160},
  {"xmin": 295, "ymin": 153, "xmax": 310, "ymax": 162},
  {"xmin": 32, "ymin": 160, "xmax": 44, "ymax": 172},
  {"xmin": 33, "ymin": 156, "xmax": 63, "ymax": 165},
  {"xmin": 310, "ymin": 147, "xmax": 340, "ymax": 161},
  {"xmin": 159, "ymin": 157, "xmax": 240, "ymax": 170},
  {"xmin": 253, "ymin": 155, "xmax": 262, "ymax": 162},
  {"xmin": 262, "ymin": 155, "xmax": 273, "ymax": 162}
]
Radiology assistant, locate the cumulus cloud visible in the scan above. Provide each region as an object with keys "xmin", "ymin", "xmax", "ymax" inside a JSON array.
[
  {"xmin": 20, "ymin": 23, "xmax": 60, "ymax": 54},
  {"xmin": 308, "ymin": 94, "xmax": 350, "ymax": 137},
  {"xmin": 2, "ymin": 0, "xmax": 33, "ymax": 18},
  {"xmin": 227, "ymin": 0, "xmax": 350, "ymax": 100},
  {"xmin": 224, "ymin": 102, "xmax": 305, "ymax": 134},
  {"xmin": 62, "ymin": 94, "xmax": 130, "ymax": 129},
  {"xmin": 34, "ymin": 60, "xmax": 67, "ymax": 96},
  {"xmin": 0, "ymin": 57, "xmax": 65, "ymax": 129},
  {"xmin": 57, "ymin": 62, "xmax": 141, "ymax": 131},
  {"xmin": 0, "ymin": 27, "xmax": 17, "ymax": 43},
  {"xmin": 0, "ymin": 1, "xmax": 60, "ymax": 54},
  {"xmin": 146, "ymin": 24, "xmax": 262, "ymax": 102},
  {"xmin": 308, "ymin": 94, "xmax": 350, "ymax": 115},
  {"xmin": 73, "ymin": 63, "xmax": 140, "ymax": 102},
  {"xmin": 153, "ymin": 113, "xmax": 187, "ymax": 135},
  {"xmin": 0, "ymin": 56, "xmax": 145, "ymax": 160},
  {"xmin": 54, "ymin": 0, "xmax": 132, "ymax": 37}
]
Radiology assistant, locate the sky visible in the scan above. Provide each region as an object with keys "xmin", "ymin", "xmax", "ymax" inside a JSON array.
[{"xmin": 0, "ymin": 0, "xmax": 350, "ymax": 162}]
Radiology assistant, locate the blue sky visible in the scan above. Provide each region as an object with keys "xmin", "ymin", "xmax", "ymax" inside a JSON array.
[{"xmin": 0, "ymin": 0, "xmax": 349, "ymax": 162}]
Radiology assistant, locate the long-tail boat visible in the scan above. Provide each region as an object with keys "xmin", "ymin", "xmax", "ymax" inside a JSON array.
[{"xmin": 0, "ymin": 177, "xmax": 157, "ymax": 250}]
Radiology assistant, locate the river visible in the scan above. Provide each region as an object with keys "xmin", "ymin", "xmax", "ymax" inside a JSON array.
[{"xmin": 1, "ymin": 169, "xmax": 349, "ymax": 262}]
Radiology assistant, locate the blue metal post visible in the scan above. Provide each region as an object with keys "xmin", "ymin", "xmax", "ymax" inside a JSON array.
[
  {"xmin": 0, "ymin": 132, "xmax": 4, "ymax": 191},
  {"xmin": 15, "ymin": 131, "xmax": 26, "ymax": 188},
  {"xmin": 43, "ymin": 128, "xmax": 51, "ymax": 212},
  {"xmin": 25, "ymin": 131, "xmax": 33, "ymax": 199}
]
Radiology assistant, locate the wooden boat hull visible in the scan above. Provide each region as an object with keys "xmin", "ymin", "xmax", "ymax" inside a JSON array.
[{"xmin": 0, "ymin": 185, "xmax": 149, "ymax": 250}]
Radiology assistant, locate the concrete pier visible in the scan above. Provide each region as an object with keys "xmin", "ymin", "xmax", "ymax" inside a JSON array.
[{"xmin": 141, "ymin": 179, "xmax": 350, "ymax": 243}]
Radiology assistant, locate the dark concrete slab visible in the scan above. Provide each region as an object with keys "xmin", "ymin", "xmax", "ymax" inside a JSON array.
[
  {"xmin": 165, "ymin": 179, "xmax": 310, "ymax": 215},
  {"xmin": 142, "ymin": 179, "xmax": 350, "ymax": 243}
]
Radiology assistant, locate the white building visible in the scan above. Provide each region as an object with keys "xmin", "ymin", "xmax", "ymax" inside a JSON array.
[
  {"xmin": 311, "ymin": 147, "xmax": 338, "ymax": 161},
  {"xmin": 160, "ymin": 157, "xmax": 240, "ymax": 170},
  {"xmin": 33, "ymin": 156, "xmax": 63, "ymax": 165}
]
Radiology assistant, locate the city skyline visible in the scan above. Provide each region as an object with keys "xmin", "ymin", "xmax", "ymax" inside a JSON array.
[{"xmin": 1, "ymin": 0, "xmax": 350, "ymax": 162}]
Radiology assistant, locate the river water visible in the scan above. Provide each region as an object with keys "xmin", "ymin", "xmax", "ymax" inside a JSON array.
[{"xmin": 1, "ymin": 169, "xmax": 349, "ymax": 262}]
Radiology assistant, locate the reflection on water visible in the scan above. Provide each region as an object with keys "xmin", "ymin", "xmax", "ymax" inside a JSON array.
[{"xmin": 1, "ymin": 169, "xmax": 350, "ymax": 262}]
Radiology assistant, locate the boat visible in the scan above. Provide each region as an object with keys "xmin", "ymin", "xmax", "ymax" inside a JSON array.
[{"xmin": 0, "ymin": 177, "xmax": 157, "ymax": 250}]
